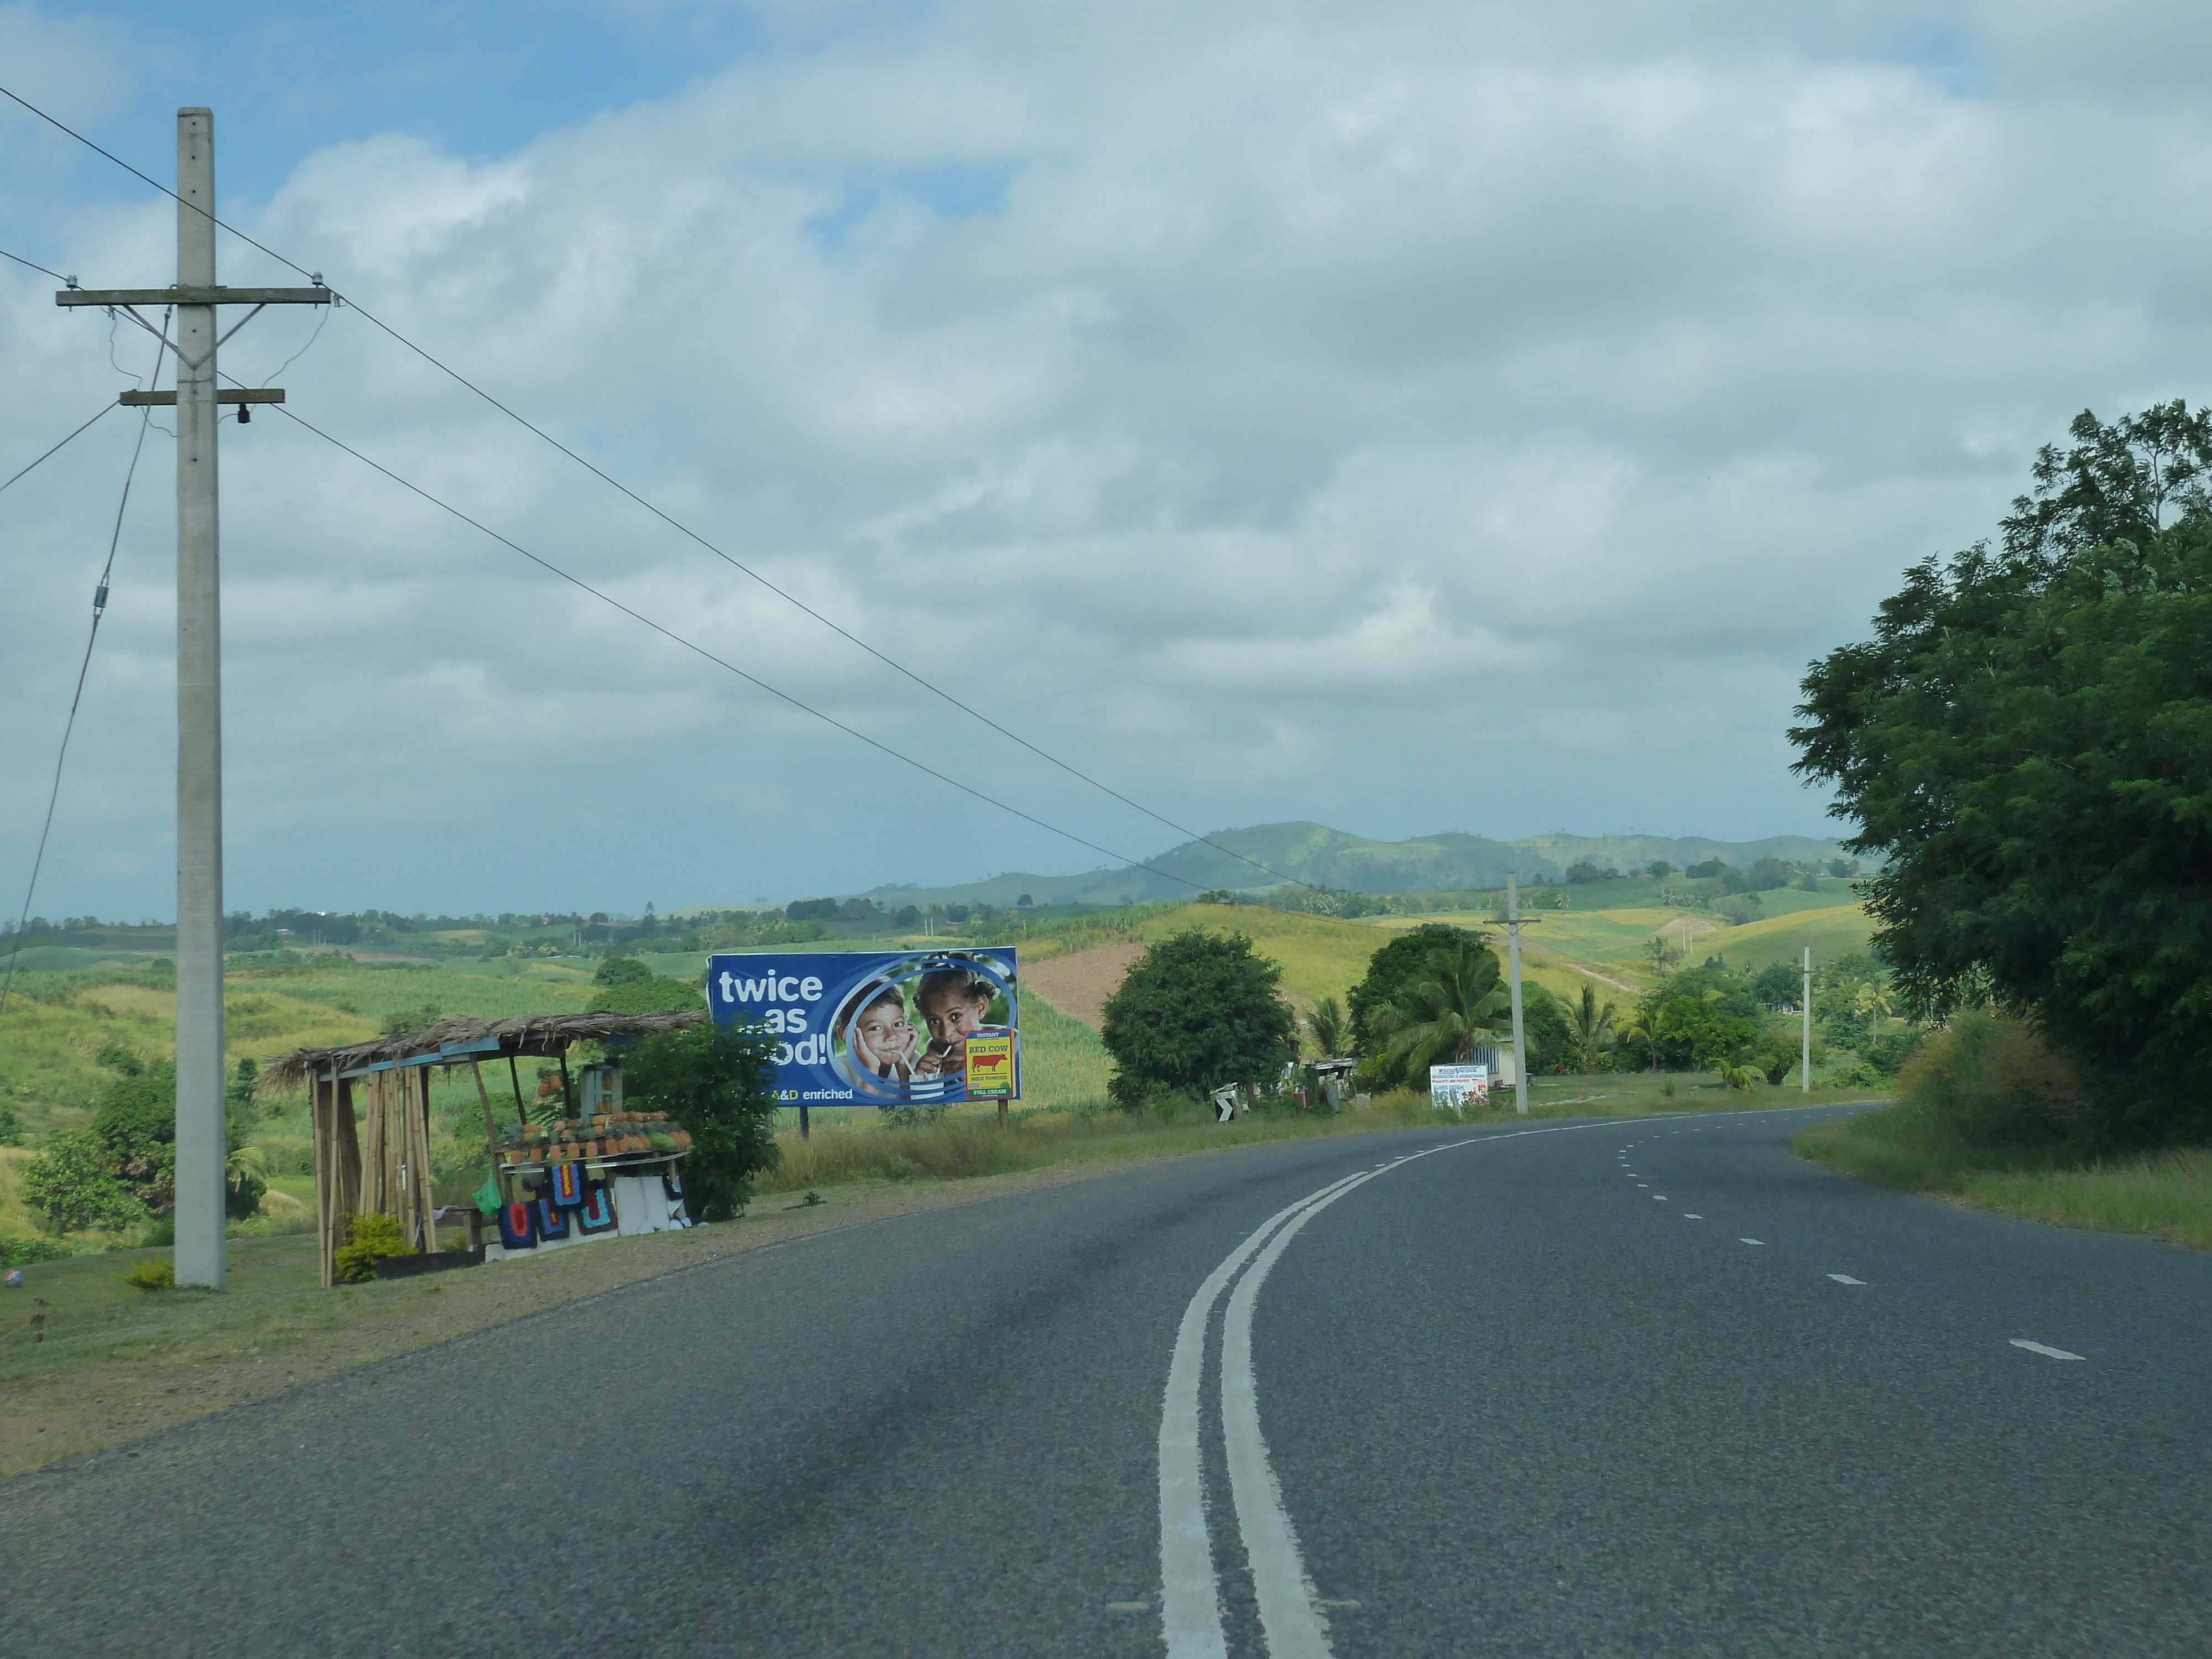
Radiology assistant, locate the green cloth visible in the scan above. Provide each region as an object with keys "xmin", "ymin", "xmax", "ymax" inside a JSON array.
[{"xmin": 473, "ymin": 1171, "xmax": 504, "ymax": 1215}]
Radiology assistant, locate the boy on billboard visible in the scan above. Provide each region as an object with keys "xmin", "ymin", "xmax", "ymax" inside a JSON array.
[{"xmin": 844, "ymin": 983, "xmax": 920, "ymax": 1083}]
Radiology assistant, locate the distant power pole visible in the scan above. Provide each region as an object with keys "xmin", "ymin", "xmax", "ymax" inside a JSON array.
[
  {"xmin": 1802, "ymin": 947, "xmax": 1813, "ymax": 1093},
  {"xmin": 58, "ymin": 109, "xmax": 330, "ymax": 1288},
  {"xmin": 1505, "ymin": 873, "xmax": 1529, "ymax": 1116}
]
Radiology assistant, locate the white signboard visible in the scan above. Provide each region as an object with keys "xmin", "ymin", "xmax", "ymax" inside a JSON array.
[{"xmin": 1429, "ymin": 1063, "xmax": 1490, "ymax": 1114}]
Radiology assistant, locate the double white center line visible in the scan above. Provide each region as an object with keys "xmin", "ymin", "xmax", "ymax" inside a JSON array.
[{"xmin": 1157, "ymin": 1121, "xmax": 1616, "ymax": 1658}]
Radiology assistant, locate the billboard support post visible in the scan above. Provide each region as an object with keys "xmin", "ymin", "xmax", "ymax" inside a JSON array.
[{"xmin": 799, "ymin": 1104, "xmax": 810, "ymax": 1140}]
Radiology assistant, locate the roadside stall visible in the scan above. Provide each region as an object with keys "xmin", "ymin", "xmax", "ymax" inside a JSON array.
[{"xmin": 267, "ymin": 1011, "xmax": 706, "ymax": 1287}]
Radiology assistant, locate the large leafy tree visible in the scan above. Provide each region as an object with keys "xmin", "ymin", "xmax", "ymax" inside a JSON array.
[
  {"xmin": 1344, "ymin": 922, "xmax": 1488, "ymax": 1087},
  {"xmin": 1102, "ymin": 931, "xmax": 1299, "ymax": 1108},
  {"xmin": 1792, "ymin": 403, "xmax": 2212, "ymax": 1135},
  {"xmin": 1370, "ymin": 941, "xmax": 1510, "ymax": 1078}
]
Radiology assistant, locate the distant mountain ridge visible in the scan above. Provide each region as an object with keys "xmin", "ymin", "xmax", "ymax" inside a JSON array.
[{"xmin": 845, "ymin": 821, "xmax": 1851, "ymax": 910}]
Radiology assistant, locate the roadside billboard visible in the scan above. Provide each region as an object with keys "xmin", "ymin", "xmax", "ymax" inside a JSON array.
[
  {"xmin": 706, "ymin": 948, "xmax": 1019, "ymax": 1109},
  {"xmin": 1428, "ymin": 1063, "xmax": 1489, "ymax": 1112}
]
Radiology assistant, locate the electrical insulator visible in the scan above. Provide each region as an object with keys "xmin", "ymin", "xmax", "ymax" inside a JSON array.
[{"xmin": 93, "ymin": 582, "xmax": 109, "ymax": 614}]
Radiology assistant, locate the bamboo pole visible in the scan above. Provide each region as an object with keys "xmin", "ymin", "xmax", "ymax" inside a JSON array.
[
  {"xmin": 470, "ymin": 1060, "xmax": 509, "ymax": 1206},
  {"xmin": 406, "ymin": 1065, "xmax": 436, "ymax": 1254},
  {"xmin": 333, "ymin": 1074, "xmax": 362, "ymax": 1223},
  {"xmin": 313, "ymin": 1072, "xmax": 337, "ymax": 1288}
]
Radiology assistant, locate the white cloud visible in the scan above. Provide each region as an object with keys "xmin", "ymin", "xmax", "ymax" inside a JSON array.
[{"xmin": 6, "ymin": 0, "xmax": 2212, "ymax": 915}]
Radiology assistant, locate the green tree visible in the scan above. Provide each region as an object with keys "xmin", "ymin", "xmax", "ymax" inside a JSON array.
[
  {"xmin": 91, "ymin": 1060, "xmax": 178, "ymax": 1215},
  {"xmin": 620, "ymin": 1020, "xmax": 780, "ymax": 1221},
  {"xmin": 1344, "ymin": 922, "xmax": 1488, "ymax": 1087},
  {"xmin": 1750, "ymin": 962, "xmax": 1801, "ymax": 1011},
  {"xmin": 20, "ymin": 1130, "xmax": 143, "ymax": 1234},
  {"xmin": 1370, "ymin": 941, "xmax": 1510, "ymax": 1078},
  {"xmin": 1564, "ymin": 984, "xmax": 1619, "ymax": 1073},
  {"xmin": 1305, "ymin": 994, "xmax": 1349, "ymax": 1058},
  {"xmin": 1517, "ymin": 984, "xmax": 1574, "ymax": 1074},
  {"xmin": 1793, "ymin": 403, "xmax": 2212, "ymax": 1135},
  {"xmin": 594, "ymin": 956, "xmax": 653, "ymax": 987},
  {"xmin": 1102, "ymin": 931, "xmax": 1298, "ymax": 1109}
]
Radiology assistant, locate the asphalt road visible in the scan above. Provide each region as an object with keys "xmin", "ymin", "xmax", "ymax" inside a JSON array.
[{"xmin": 4, "ymin": 1104, "xmax": 2208, "ymax": 1657}]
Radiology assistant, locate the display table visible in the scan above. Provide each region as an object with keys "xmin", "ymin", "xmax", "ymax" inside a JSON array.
[{"xmin": 481, "ymin": 1153, "xmax": 693, "ymax": 1262}]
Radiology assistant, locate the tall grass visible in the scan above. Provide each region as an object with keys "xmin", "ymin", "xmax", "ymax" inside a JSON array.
[{"xmin": 1796, "ymin": 1011, "xmax": 2212, "ymax": 1250}]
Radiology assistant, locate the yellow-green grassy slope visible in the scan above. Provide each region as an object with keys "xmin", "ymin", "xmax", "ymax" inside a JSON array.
[{"xmin": 0, "ymin": 959, "xmax": 603, "ymax": 1139}]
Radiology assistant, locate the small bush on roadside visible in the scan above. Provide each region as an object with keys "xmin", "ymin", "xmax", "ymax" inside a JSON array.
[
  {"xmin": 120, "ymin": 1256, "xmax": 175, "ymax": 1291},
  {"xmin": 0, "ymin": 1229, "xmax": 71, "ymax": 1267},
  {"xmin": 333, "ymin": 1213, "xmax": 409, "ymax": 1284}
]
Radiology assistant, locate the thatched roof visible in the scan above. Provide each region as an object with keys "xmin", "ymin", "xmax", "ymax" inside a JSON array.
[{"xmin": 262, "ymin": 1010, "xmax": 707, "ymax": 1092}]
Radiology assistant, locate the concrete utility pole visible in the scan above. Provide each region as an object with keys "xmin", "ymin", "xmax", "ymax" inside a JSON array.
[
  {"xmin": 58, "ymin": 109, "xmax": 330, "ymax": 1288},
  {"xmin": 1505, "ymin": 872, "xmax": 1529, "ymax": 1116},
  {"xmin": 1802, "ymin": 946, "xmax": 1813, "ymax": 1093}
]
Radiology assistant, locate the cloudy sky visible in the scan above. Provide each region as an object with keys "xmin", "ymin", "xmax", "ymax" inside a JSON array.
[{"xmin": 2, "ymin": 1, "xmax": 2207, "ymax": 921}]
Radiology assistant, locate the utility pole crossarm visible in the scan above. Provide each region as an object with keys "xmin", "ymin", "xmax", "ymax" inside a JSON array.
[
  {"xmin": 122, "ymin": 388, "xmax": 284, "ymax": 406},
  {"xmin": 57, "ymin": 286, "xmax": 331, "ymax": 307}
]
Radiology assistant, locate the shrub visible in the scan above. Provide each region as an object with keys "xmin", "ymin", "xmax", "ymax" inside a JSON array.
[
  {"xmin": 333, "ymin": 1212, "xmax": 410, "ymax": 1283},
  {"xmin": 121, "ymin": 1256, "xmax": 175, "ymax": 1291},
  {"xmin": 0, "ymin": 1100, "xmax": 19, "ymax": 1146},
  {"xmin": 20, "ymin": 1130, "xmax": 145, "ymax": 1234},
  {"xmin": 1866, "ymin": 1028, "xmax": 1927, "ymax": 1078},
  {"xmin": 1893, "ymin": 1012, "xmax": 2101, "ymax": 1157},
  {"xmin": 0, "ymin": 1229, "xmax": 71, "ymax": 1267},
  {"xmin": 594, "ymin": 956, "xmax": 652, "ymax": 987},
  {"xmin": 621, "ymin": 1019, "xmax": 780, "ymax": 1221}
]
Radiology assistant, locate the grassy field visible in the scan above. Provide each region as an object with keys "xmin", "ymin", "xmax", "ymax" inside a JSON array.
[
  {"xmin": 1796, "ymin": 1107, "xmax": 2212, "ymax": 1250},
  {"xmin": 1371, "ymin": 898, "xmax": 1875, "ymax": 998},
  {"xmin": 1708, "ymin": 902, "xmax": 1876, "ymax": 972}
]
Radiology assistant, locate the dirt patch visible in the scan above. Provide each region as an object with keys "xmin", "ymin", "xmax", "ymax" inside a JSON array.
[{"xmin": 1024, "ymin": 940, "xmax": 1147, "ymax": 1029}]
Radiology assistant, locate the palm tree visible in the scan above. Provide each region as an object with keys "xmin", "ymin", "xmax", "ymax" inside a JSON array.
[
  {"xmin": 1371, "ymin": 942, "xmax": 1511, "ymax": 1077},
  {"xmin": 1616, "ymin": 1009, "xmax": 1659, "ymax": 1072},
  {"xmin": 1566, "ymin": 983, "xmax": 1618, "ymax": 1073},
  {"xmin": 1305, "ymin": 994, "xmax": 1348, "ymax": 1059},
  {"xmin": 1854, "ymin": 981, "xmax": 1896, "ymax": 1034}
]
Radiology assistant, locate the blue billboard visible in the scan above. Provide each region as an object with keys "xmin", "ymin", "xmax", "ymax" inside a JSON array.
[{"xmin": 706, "ymin": 948, "xmax": 1019, "ymax": 1108}]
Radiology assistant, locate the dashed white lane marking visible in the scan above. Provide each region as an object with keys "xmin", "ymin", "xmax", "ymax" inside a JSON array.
[
  {"xmin": 1682, "ymin": 1214, "xmax": 1702, "ymax": 1219},
  {"xmin": 1827, "ymin": 1274, "xmax": 1866, "ymax": 1285},
  {"xmin": 2011, "ymin": 1339, "xmax": 2085, "ymax": 1361},
  {"xmin": 1636, "ymin": 1183, "xmax": 1648, "ymax": 1187},
  {"xmin": 1740, "ymin": 1238, "xmax": 1765, "ymax": 1245}
]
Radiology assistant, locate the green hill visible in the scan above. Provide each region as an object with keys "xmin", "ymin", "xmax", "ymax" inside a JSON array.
[{"xmin": 847, "ymin": 821, "xmax": 1854, "ymax": 909}]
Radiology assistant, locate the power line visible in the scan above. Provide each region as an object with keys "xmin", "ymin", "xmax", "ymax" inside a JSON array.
[
  {"xmin": 0, "ymin": 244, "xmax": 70, "ymax": 283},
  {"xmin": 248, "ymin": 387, "xmax": 1216, "ymax": 896},
  {"xmin": 0, "ymin": 81, "xmax": 1315, "ymax": 896},
  {"xmin": 1, "ymin": 312, "xmax": 167, "ymax": 1016},
  {"xmin": 1, "ymin": 402, "xmax": 115, "ymax": 494}
]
